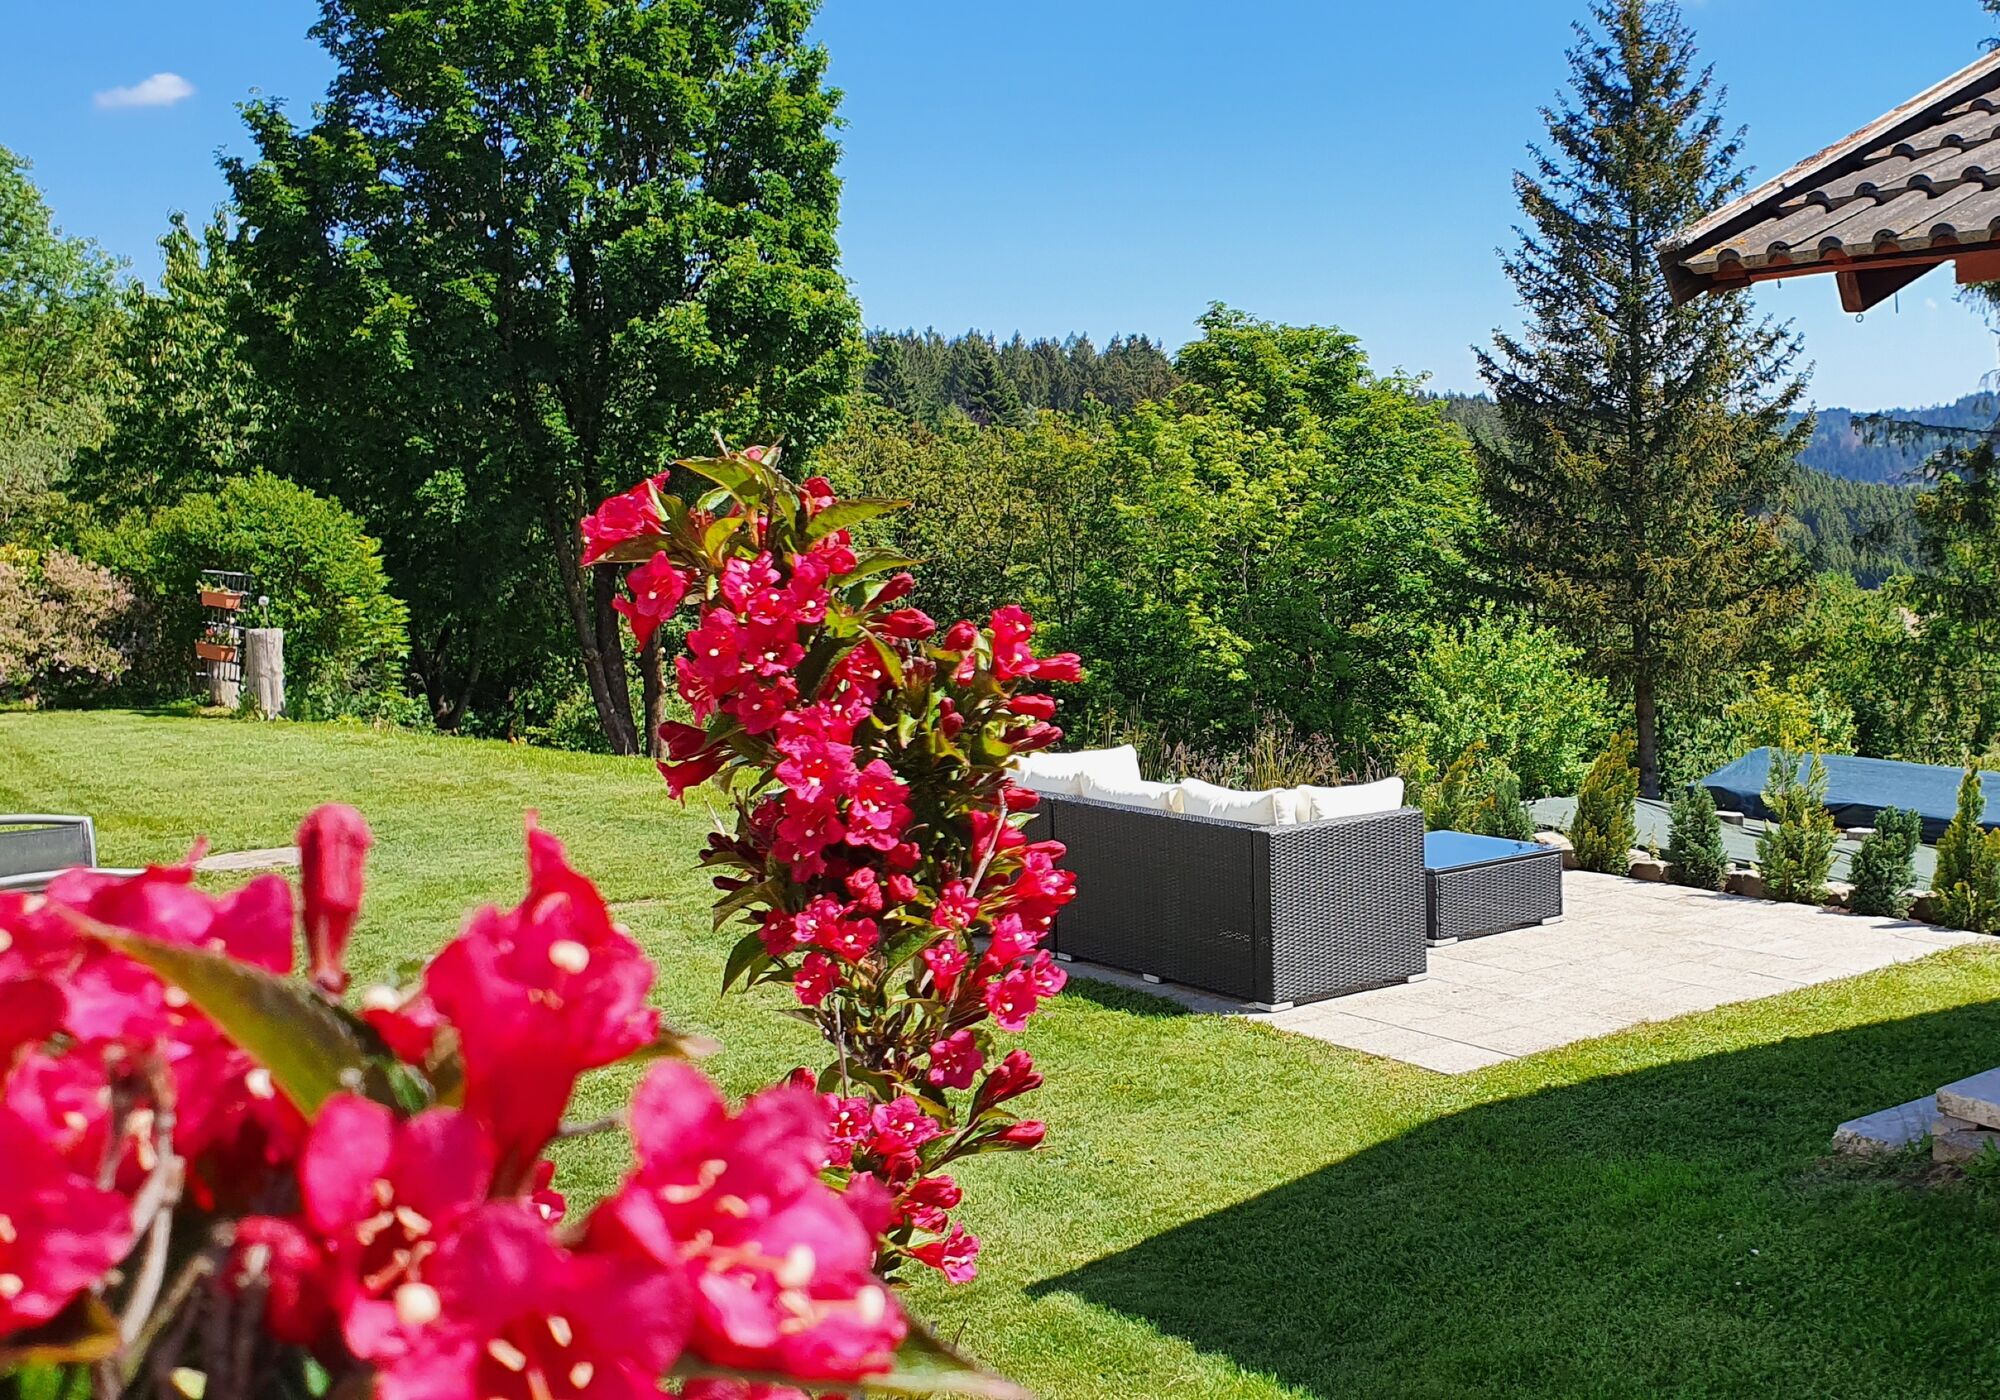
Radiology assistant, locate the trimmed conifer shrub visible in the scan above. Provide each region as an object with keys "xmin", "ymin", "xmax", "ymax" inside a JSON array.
[
  {"xmin": 1755, "ymin": 748, "xmax": 1836, "ymax": 905},
  {"xmin": 1665, "ymin": 783, "xmax": 1727, "ymax": 890},
  {"xmin": 1934, "ymin": 770, "xmax": 2000, "ymax": 932},
  {"xmin": 1477, "ymin": 759, "xmax": 1537, "ymax": 842},
  {"xmin": 1849, "ymin": 807, "xmax": 1921, "ymax": 918},
  {"xmin": 1570, "ymin": 730, "xmax": 1638, "ymax": 874}
]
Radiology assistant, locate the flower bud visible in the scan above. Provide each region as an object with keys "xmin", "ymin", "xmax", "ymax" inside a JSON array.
[{"xmin": 298, "ymin": 804, "xmax": 371, "ymax": 996}]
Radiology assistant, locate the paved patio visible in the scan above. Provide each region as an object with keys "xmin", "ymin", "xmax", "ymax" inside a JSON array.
[{"xmin": 1065, "ymin": 871, "xmax": 1984, "ymax": 1074}]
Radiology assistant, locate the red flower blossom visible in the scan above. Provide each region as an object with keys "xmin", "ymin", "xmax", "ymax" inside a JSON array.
[
  {"xmin": 983, "ymin": 965, "xmax": 1041, "ymax": 1033},
  {"xmin": 843, "ymin": 761, "xmax": 911, "ymax": 853},
  {"xmin": 0, "ymin": 1106, "xmax": 133, "ymax": 1337},
  {"xmin": 920, "ymin": 938, "xmax": 968, "ymax": 999},
  {"xmin": 794, "ymin": 953, "xmax": 837, "ymax": 1008},
  {"xmin": 990, "ymin": 1120, "xmax": 1046, "ymax": 1149},
  {"xmin": 925, "ymin": 1030, "xmax": 983, "ymax": 1090},
  {"xmin": 594, "ymin": 1063, "xmax": 904, "ymax": 1382},
  {"xmin": 878, "ymin": 607, "xmax": 935, "ymax": 640},
  {"xmin": 823, "ymin": 1095, "xmax": 871, "ymax": 1169},
  {"xmin": 930, "ymin": 880, "xmax": 981, "ymax": 932},
  {"xmin": 363, "ymin": 1203, "xmax": 688, "ymax": 1400},
  {"xmin": 424, "ymin": 823, "xmax": 658, "ymax": 1174},
  {"xmin": 896, "ymin": 1175, "xmax": 962, "ymax": 1233},
  {"xmin": 907, "ymin": 1225, "xmax": 980, "ymax": 1286},
  {"xmin": 299, "ymin": 803, "xmax": 371, "ymax": 995},
  {"xmin": 975, "ymin": 1050, "xmax": 1043, "ymax": 1112},
  {"xmin": 228, "ymin": 1214, "xmax": 335, "ymax": 1348},
  {"xmin": 581, "ymin": 475, "xmax": 669, "ymax": 567},
  {"xmin": 867, "ymin": 1098, "xmax": 941, "ymax": 1170},
  {"xmin": 614, "ymin": 552, "xmax": 690, "ymax": 650}
]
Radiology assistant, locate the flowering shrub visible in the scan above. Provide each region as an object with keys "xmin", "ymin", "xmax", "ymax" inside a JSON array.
[
  {"xmin": 0, "ymin": 807, "xmax": 1021, "ymax": 1399},
  {"xmin": 583, "ymin": 443, "xmax": 1079, "ymax": 1286}
]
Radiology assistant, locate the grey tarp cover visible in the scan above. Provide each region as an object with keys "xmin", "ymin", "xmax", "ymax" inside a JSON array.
[{"xmin": 1698, "ymin": 747, "xmax": 1999, "ymax": 843}]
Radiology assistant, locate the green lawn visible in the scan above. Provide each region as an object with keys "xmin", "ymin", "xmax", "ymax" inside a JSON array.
[{"xmin": 9, "ymin": 710, "xmax": 2000, "ymax": 1397}]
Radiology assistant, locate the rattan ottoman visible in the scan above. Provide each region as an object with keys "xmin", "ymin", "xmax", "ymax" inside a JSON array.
[{"xmin": 1423, "ymin": 831, "xmax": 1564, "ymax": 944}]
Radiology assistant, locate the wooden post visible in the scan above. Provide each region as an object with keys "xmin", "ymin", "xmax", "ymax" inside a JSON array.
[{"xmin": 242, "ymin": 628, "xmax": 285, "ymax": 718}]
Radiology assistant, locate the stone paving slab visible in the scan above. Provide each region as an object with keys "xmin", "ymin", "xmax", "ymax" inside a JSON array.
[
  {"xmin": 195, "ymin": 846, "xmax": 300, "ymax": 873},
  {"xmin": 1057, "ymin": 871, "xmax": 1987, "ymax": 1075}
]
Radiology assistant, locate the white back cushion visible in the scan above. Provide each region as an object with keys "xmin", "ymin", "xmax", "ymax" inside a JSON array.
[
  {"xmin": 1077, "ymin": 772, "xmax": 1183, "ymax": 813},
  {"xmin": 1011, "ymin": 744, "xmax": 1143, "ymax": 796},
  {"xmin": 1177, "ymin": 778, "xmax": 1297, "ymax": 826},
  {"xmin": 1292, "ymin": 777, "xmax": 1406, "ymax": 823}
]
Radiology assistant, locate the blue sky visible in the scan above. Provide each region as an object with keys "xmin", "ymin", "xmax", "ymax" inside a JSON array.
[{"xmin": 4, "ymin": 0, "xmax": 1998, "ymax": 409}]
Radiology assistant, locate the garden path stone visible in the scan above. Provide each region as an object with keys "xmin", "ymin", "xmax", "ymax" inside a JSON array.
[
  {"xmin": 1935, "ymin": 1067, "xmax": 2000, "ymax": 1130},
  {"xmin": 1831, "ymin": 1097, "xmax": 1934, "ymax": 1156},
  {"xmin": 194, "ymin": 846, "xmax": 300, "ymax": 873},
  {"xmin": 1055, "ymin": 871, "xmax": 1986, "ymax": 1075}
]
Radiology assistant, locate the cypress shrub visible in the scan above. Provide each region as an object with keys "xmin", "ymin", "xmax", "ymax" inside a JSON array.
[
  {"xmin": 1849, "ymin": 807, "xmax": 1921, "ymax": 918},
  {"xmin": 1934, "ymin": 770, "xmax": 2000, "ymax": 932},
  {"xmin": 1476, "ymin": 759, "xmax": 1537, "ymax": 842},
  {"xmin": 1755, "ymin": 748, "xmax": 1836, "ymax": 905},
  {"xmin": 1570, "ymin": 730, "xmax": 1638, "ymax": 874},
  {"xmin": 1665, "ymin": 783, "xmax": 1728, "ymax": 890}
]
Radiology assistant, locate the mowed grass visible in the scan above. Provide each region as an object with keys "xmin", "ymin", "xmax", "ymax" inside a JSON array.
[{"xmin": 9, "ymin": 710, "xmax": 2000, "ymax": 1397}]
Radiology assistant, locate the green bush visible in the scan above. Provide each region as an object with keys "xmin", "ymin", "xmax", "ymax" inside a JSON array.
[
  {"xmin": 1569, "ymin": 731, "xmax": 1638, "ymax": 874},
  {"xmin": 0, "ymin": 545, "xmax": 133, "ymax": 704},
  {"xmin": 1755, "ymin": 748, "xmax": 1836, "ymax": 905},
  {"xmin": 1665, "ymin": 783, "xmax": 1728, "ymax": 890},
  {"xmin": 1475, "ymin": 758, "xmax": 1537, "ymax": 841},
  {"xmin": 1934, "ymin": 770, "xmax": 2000, "ymax": 933},
  {"xmin": 1849, "ymin": 806, "xmax": 1921, "ymax": 918},
  {"xmin": 84, "ymin": 472, "xmax": 408, "ymax": 705},
  {"xmin": 1388, "ymin": 612, "xmax": 1612, "ymax": 800}
]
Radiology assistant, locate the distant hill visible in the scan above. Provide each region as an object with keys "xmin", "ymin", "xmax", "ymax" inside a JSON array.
[{"xmin": 1791, "ymin": 391, "xmax": 2000, "ymax": 484}]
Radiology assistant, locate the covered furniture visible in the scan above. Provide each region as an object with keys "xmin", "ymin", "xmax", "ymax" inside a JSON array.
[
  {"xmin": 1027, "ymin": 793, "xmax": 1426, "ymax": 1009},
  {"xmin": 1699, "ymin": 748, "xmax": 1995, "ymax": 844},
  {"xmin": 0, "ymin": 815, "xmax": 98, "ymax": 893},
  {"xmin": 1423, "ymin": 831, "xmax": 1564, "ymax": 944}
]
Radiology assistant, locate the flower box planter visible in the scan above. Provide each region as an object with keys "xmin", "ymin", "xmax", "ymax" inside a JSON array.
[{"xmin": 1027, "ymin": 794, "xmax": 1426, "ymax": 1009}]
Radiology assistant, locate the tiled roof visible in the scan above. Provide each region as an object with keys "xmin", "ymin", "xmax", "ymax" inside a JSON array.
[{"xmin": 1662, "ymin": 49, "xmax": 2000, "ymax": 304}]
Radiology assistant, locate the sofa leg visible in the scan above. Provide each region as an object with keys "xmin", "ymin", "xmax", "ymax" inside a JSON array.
[
  {"xmin": 1054, "ymin": 952, "xmax": 1074, "ymax": 963},
  {"xmin": 1405, "ymin": 972, "xmax": 1429, "ymax": 983},
  {"xmin": 1251, "ymin": 1000, "xmax": 1295, "ymax": 1012},
  {"xmin": 1540, "ymin": 915, "xmax": 1565, "ymax": 925},
  {"xmin": 1141, "ymin": 973, "xmax": 1162, "ymax": 984}
]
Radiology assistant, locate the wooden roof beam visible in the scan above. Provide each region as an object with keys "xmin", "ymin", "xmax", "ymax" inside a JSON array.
[{"xmin": 1837, "ymin": 261, "xmax": 1937, "ymax": 312}]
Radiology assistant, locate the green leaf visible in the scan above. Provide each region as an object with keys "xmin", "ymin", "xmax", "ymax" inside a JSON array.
[
  {"xmin": 677, "ymin": 454, "xmax": 756, "ymax": 495},
  {"xmin": 701, "ymin": 513, "xmax": 746, "ymax": 557},
  {"xmin": 809, "ymin": 496, "xmax": 911, "ymax": 539},
  {"xmin": 667, "ymin": 1321, "xmax": 1030, "ymax": 1398},
  {"xmin": 867, "ymin": 633, "xmax": 908, "ymax": 688},
  {"xmin": 0, "ymin": 1295, "xmax": 120, "ymax": 1371},
  {"xmin": 722, "ymin": 929, "xmax": 773, "ymax": 993},
  {"xmin": 712, "ymin": 875, "xmax": 785, "ymax": 933},
  {"xmin": 620, "ymin": 1023, "xmax": 723, "ymax": 1063},
  {"xmin": 847, "ymin": 550, "xmax": 924, "ymax": 582},
  {"xmin": 73, "ymin": 918, "xmax": 394, "ymax": 1118},
  {"xmin": 585, "ymin": 533, "xmax": 672, "ymax": 565}
]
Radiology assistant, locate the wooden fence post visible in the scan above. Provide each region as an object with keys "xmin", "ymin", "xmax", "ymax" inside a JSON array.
[{"xmin": 242, "ymin": 628, "xmax": 285, "ymax": 718}]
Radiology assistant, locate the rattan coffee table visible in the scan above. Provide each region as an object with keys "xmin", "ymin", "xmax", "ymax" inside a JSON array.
[{"xmin": 1423, "ymin": 831, "xmax": 1564, "ymax": 944}]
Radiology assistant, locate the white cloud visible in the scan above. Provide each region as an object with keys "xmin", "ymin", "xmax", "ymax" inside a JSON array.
[{"xmin": 93, "ymin": 73, "xmax": 194, "ymax": 110}]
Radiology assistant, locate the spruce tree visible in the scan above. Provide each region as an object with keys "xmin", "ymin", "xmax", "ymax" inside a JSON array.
[
  {"xmin": 1755, "ymin": 749, "xmax": 1836, "ymax": 905},
  {"xmin": 1570, "ymin": 730, "xmax": 1639, "ymax": 873},
  {"xmin": 1476, "ymin": 0, "xmax": 1809, "ymax": 798},
  {"xmin": 1849, "ymin": 806, "xmax": 1921, "ymax": 918},
  {"xmin": 1665, "ymin": 782, "xmax": 1727, "ymax": 889},
  {"xmin": 1934, "ymin": 769, "xmax": 2000, "ymax": 932}
]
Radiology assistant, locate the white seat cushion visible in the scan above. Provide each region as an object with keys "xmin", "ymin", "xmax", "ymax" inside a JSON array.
[
  {"xmin": 1077, "ymin": 772, "xmax": 1183, "ymax": 813},
  {"xmin": 1291, "ymin": 777, "xmax": 1406, "ymax": 823},
  {"xmin": 1176, "ymin": 778, "xmax": 1297, "ymax": 826},
  {"xmin": 1010, "ymin": 744, "xmax": 1143, "ymax": 796}
]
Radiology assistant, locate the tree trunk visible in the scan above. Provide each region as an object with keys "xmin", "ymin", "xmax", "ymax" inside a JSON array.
[
  {"xmin": 1633, "ymin": 665, "xmax": 1661, "ymax": 800},
  {"xmin": 548, "ymin": 500, "xmax": 640, "ymax": 755},
  {"xmin": 641, "ymin": 633, "xmax": 665, "ymax": 759}
]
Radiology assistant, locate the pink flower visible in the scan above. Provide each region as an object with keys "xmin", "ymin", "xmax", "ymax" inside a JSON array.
[
  {"xmin": 878, "ymin": 607, "xmax": 936, "ymax": 640},
  {"xmin": 990, "ymin": 1120, "xmax": 1046, "ymax": 1149},
  {"xmin": 925, "ymin": 1030, "xmax": 984, "ymax": 1090},
  {"xmin": 975, "ymin": 1050, "xmax": 1043, "ymax": 1113},
  {"xmin": 1007, "ymin": 691, "xmax": 1059, "ymax": 720},
  {"xmin": 885, "ymin": 874, "xmax": 919, "ymax": 906},
  {"xmin": 817, "ymin": 915, "xmax": 880, "ymax": 964},
  {"xmin": 843, "ymin": 761, "xmax": 911, "ymax": 852},
  {"xmin": 920, "ymin": 938, "xmax": 968, "ymax": 999},
  {"xmin": 907, "ymin": 1225, "xmax": 980, "ymax": 1285},
  {"xmin": 896, "ymin": 1175, "xmax": 962, "ymax": 1233},
  {"xmin": 227, "ymin": 1215, "xmax": 334, "ymax": 1348},
  {"xmin": 931, "ymin": 880, "xmax": 981, "ymax": 932},
  {"xmin": 983, "ymin": 965, "xmax": 1040, "ymax": 1032},
  {"xmin": 868, "ymin": 1098, "xmax": 942, "ymax": 1169},
  {"xmin": 794, "ymin": 953, "xmax": 838, "ymax": 1008},
  {"xmin": 0, "ymin": 1106, "xmax": 133, "ymax": 1337},
  {"xmin": 299, "ymin": 803, "xmax": 371, "ymax": 995},
  {"xmin": 286, "ymin": 1094, "xmax": 496, "ymax": 1352},
  {"xmin": 424, "ymin": 822, "xmax": 658, "ymax": 1175},
  {"xmin": 799, "ymin": 476, "xmax": 836, "ymax": 514},
  {"xmin": 775, "ymin": 723, "xmax": 858, "ymax": 805},
  {"xmin": 581, "ymin": 475, "xmax": 669, "ymax": 567},
  {"xmin": 1026, "ymin": 949, "xmax": 1068, "ymax": 998},
  {"xmin": 362, "ymin": 1202, "xmax": 689, "ymax": 1400},
  {"xmin": 724, "ymin": 676, "xmax": 798, "ymax": 735},
  {"xmin": 593, "ymin": 1064, "xmax": 904, "ymax": 1382},
  {"xmin": 824, "ymin": 1095, "xmax": 871, "ymax": 1169},
  {"xmin": 614, "ymin": 552, "xmax": 690, "ymax": 650}
]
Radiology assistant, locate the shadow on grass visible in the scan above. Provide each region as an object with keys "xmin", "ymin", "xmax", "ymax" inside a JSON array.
[
  {"xmin": 1053, "ymin": 974, "xmax": 1198, "ymax": 1019},
  {"xmin": 1032, "ymin": 1001, "xmax": 2000, "ymax": 1397}
]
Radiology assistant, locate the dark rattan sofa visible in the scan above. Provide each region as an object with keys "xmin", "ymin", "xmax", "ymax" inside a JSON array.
[{"xmin": 1028, "ymin": 793, "xmax": 1427, "ymax": 1009}]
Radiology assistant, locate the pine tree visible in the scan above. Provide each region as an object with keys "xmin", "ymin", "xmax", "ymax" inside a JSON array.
[
  {"xmin": 1849, "ymin": 806, "xmax": 1921, "ymax": 918},
  {"xmin": 1755, "ymin": 749, "xmax": 1836, "ymax": 905},
  {"xmin": 1934, "ymin": 769, "xmax": 2000, "ymax": 932},
  {"xmin": 1476, "ymin": 0, "xmax": 1808, "ymax": 799},
  {"xmin": 1570, "ymin": 730, "xmax": 1639, "ymax": 873},
  {"xmin": 1476, "ymin": 758, "xmax": 1537, "ymax": 841},
  {"xmin": 1665, "ymin": 782, "xmax": 1727, "ymax": 889}
]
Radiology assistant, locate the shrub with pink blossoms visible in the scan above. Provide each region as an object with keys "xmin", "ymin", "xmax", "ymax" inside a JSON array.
[
  {"xmin": 0, "ymin": 807, "xmax": 1021, "ymax": 1400},
  {"xmin": 584, "ymin": 443, "xmax": 1079, "ymax": 1288}
]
